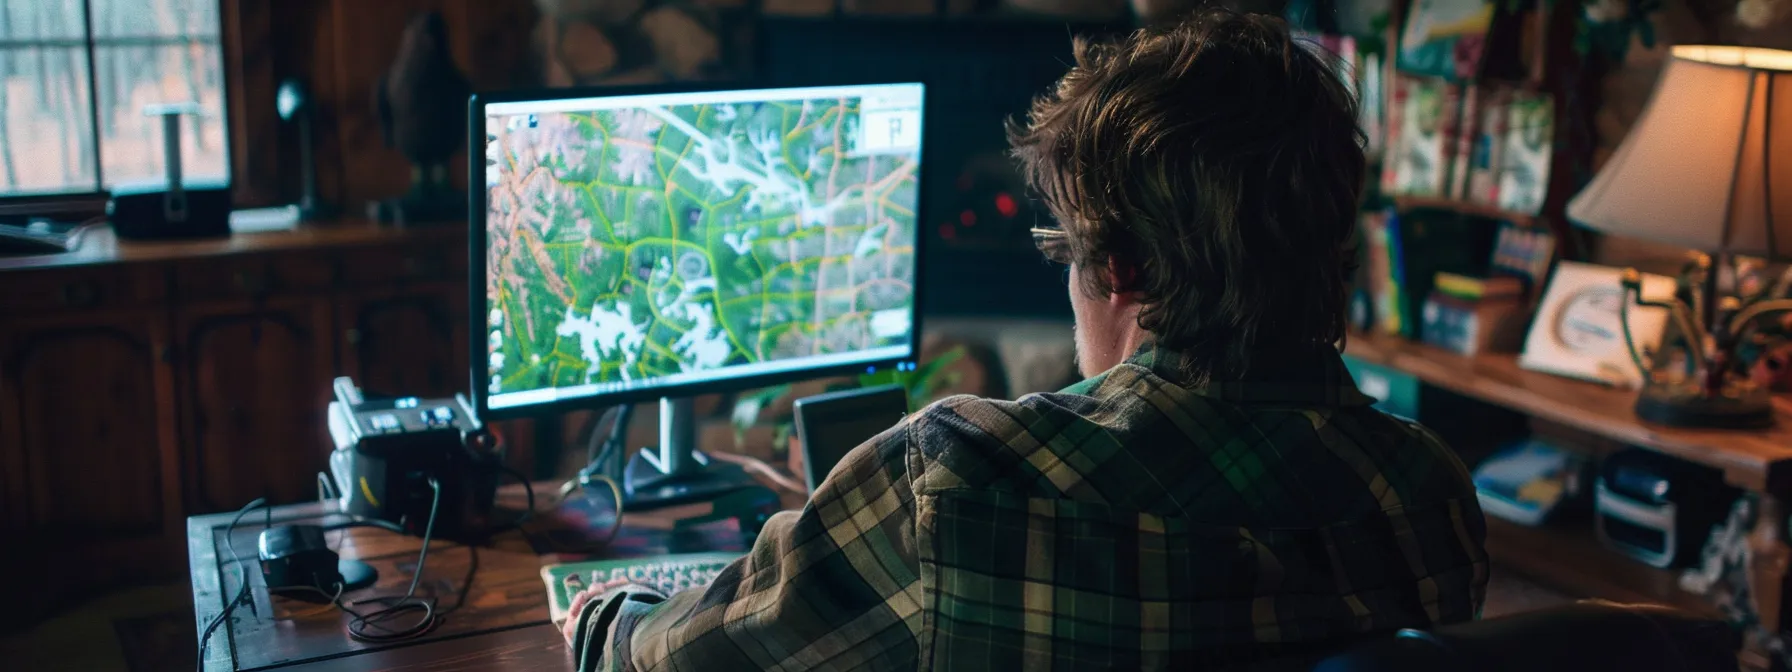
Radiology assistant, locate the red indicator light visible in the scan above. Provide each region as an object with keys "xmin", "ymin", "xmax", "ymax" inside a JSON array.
[{"xmin": 995, "ymin": 193, "xmax": 1018, "ymax": 218}]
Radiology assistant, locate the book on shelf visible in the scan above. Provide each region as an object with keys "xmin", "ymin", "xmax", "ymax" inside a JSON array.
[
  {"xmin": 1388, "ymin": 77, "xmax": 1459, "ymax": 197},
  {"xmin": 1433, "ymin": 271, "xmax": 1524, "ymax": 302},
  {"xmin": 1396, "ymin": 0, "xmax": 1495, "ymax": 80},
  {"xmin": 1379, "ymin": 75, "xmax": 1410, "ymax": 194},
  {"xmin": 1420, "ymin": 288, "xmax": 1526, "ymax": 356},
  {"xmin": 1362, "ymin": 51, "xmax": 1386, "ymax": 156},
  {"xmin": 1489, "ymin": 220, "xmax": 1556, "ymax": 291},
  {"xmin": 1448, "ymin": 82, "xmax": 1480, "ymax": 199},
  {"xmin": 1361, "ymin": 209, "xmax": 1410, "ymax": 337},
  {"xmin": 1465, "ymin": 84, "xmax": 1510, "ymax": 205},
  {"xmin": 1497, "ymin": 90, "xmax": 1554, "ymax": 215}
]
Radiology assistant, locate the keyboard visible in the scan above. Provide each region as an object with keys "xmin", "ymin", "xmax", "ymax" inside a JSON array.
[
  {"xmin": 0, "ymin": 220, "xmax": 91, "ymax": 255},
  {"xmin": 541, "ymin": 551, "xmax": 743, "ymax": 623}
]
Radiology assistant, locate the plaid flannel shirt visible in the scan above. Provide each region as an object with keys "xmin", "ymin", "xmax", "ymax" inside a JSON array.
[{"xmin": 577, "ymin": 342, "xmax": 1489, "ymax": 671}]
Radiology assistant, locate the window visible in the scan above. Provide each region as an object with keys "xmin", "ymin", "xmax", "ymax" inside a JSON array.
[{"xmin": 0, "ymin": 0, "xmax": 226, "ymax": 198}]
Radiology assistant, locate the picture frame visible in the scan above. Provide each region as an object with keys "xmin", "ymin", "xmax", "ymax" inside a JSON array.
[{"xmin": 1519, "ymin": 261, "xmax": 1675, "ymax": 389}]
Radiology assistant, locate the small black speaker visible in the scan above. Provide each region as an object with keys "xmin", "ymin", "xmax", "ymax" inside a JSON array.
[
  {"xmin": 108, "ymin": 103, "xmax": 232, "ymax": 241},
  {"xmin": 110, "ymin": 181, "xmax": 231, "ymax": 240}
]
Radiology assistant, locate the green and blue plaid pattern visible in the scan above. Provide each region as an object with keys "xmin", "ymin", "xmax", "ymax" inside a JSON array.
[{"xmin": 579, "ymin": 343, "xmax": 1488, "ymax": 671}]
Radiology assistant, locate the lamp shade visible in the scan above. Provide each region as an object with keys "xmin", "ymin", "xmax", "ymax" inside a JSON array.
[{"xmin": 1568, "ymin": 46, "xmax": 1792, "ymax": 260}]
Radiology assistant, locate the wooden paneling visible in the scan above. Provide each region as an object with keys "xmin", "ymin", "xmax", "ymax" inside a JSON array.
[
  {"xmin": 0, "ymin": 310, "xmax": 182, "ymax": 629},
  {"xmin": 222, "ymin": 0, "xmax": 538, "ymax": 209},
  {"xmin": 178, "ymin": 298, "xmax": 338, "ymax": 511},
  {"xmin": 336, "ymin": 283, "xmax": 468, "ymax": 399},
  {"xmin": 223, "ymin": 0, "xmax": 345, "ymax": 207},
  {"xmin": 0, "ymin": 264, "xmax": 165, "ymax": 317},
  {"xmin": 2, "ymin": 317, "xmax": 175, "ymax": 535}
]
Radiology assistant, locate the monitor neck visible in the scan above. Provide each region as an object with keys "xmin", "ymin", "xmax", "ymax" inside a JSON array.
[{"xmin": 640, "ymin": 396, "xmax": 702, "ymax": 478}]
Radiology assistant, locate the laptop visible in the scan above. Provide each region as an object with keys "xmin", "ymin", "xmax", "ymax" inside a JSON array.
[{"xmin": 792, "ymin": 384, "xmax": 911, "ymax": 491}]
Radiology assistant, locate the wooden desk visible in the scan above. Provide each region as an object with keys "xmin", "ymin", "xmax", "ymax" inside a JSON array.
[
  {"xmin": 273, "ymin": 624, "xmax": 569, "ymax": 671},
  {"xmin": 190, "ymin": 483, "xmax": 797, "ymax": 671}
]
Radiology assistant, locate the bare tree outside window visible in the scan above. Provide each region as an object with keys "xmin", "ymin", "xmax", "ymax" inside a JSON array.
[{"xmin": 0, "ymin": 0, "xmax": 226, "ymax": 198}]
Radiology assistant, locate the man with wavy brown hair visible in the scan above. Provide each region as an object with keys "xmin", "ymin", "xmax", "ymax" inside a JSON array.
[{"xmin": 565, "ymin": 11, "xmax": 1487, "ymax": 670}]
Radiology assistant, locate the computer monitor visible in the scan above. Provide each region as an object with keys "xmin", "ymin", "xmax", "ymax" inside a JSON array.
[{"xmin": 471, "ymin": 81, "xmax": 925, "ymax": 507}]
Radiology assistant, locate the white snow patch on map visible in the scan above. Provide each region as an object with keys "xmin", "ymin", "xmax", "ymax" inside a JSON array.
[
  {"xmin": 724, "ymin": 228, "xmax": 758, "ymax": 255},
  {"xmin": 870, "ymin": 309, "xmax": 911, "ymax": 340},
  {"xmin": 854, "ymin": 223, "xmax": 888, "ymax": 258},
  {"xmin": 673, "ymin": 303, "xmax": 732, "ymax": 371},
  {"xmin": 556, "ymin": 302, "xmax": 648, "ymax": 382}
]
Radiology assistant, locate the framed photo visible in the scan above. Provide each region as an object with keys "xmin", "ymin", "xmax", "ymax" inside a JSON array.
[{"xmin": 1519, "ymin": 261, "xmax": 1674, "ymax": 389}]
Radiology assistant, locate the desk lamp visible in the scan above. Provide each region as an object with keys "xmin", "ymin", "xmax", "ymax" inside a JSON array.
[
  {"xmin": 1569, "ymin": 46, "xmax": 1792, "ymax": 428},
  {"xmin": 277, "ymin": 78, "xmax": 332, "ymax": 220}
]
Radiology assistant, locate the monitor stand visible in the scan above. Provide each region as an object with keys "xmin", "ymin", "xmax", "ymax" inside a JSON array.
[{"xmin": 621, "ymin": 397, "xmax": 758, "ymax": 510}]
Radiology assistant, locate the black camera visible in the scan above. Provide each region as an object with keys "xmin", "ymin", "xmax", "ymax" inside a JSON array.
[{"xmin": 325, "ymin": 377, "xmax": 500, "ymax": 538}]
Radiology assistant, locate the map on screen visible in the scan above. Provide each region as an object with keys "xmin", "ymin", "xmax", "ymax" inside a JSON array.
[{"xmin": 482, "ymin": 85, "xmax": 922, "ymax": 408}]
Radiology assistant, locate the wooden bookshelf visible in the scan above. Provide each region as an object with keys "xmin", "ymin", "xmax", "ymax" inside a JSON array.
[
  {"xmin": 1342, "ymin": 331, "xmax": 1788, "ymax": 667},
  {"xmin": 1485, "ymin": 517, "xmax": 1719, "ymax": 618},
  {"xmin": 1342, "ymin": 331, "xmax": 1792, "ymax": 492}
]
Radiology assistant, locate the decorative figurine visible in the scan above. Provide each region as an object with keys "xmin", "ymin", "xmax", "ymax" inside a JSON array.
[{"xmin": 371, "ymin": 11, "xmax": 471, "ymax": 225}]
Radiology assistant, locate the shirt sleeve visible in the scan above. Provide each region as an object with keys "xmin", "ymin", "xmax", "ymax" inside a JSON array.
[{"xmin": 579, "ymin": 420, "xmax": 924, "ymax": 672}]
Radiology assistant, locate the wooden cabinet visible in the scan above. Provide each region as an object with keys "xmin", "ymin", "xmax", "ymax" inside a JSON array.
[
  {"xmin": 0, "ymin": 309, "xmax": 182, "ymax": 629},
  {"xmin": 177, "ymin": 298, "xmax": 337, "ymax": 512},
  {"xmin": 337, "ymin": 284, "xmax": 468, "ymax": 399},
  {"xmin": 0, "ymin": 221, "xmax": 509, "ymax": 630}
]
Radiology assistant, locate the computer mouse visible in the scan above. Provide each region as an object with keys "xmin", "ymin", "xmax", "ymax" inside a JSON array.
[{"xmin": 258, "ymin": 524, "xmax": 344, "ymax": 603}]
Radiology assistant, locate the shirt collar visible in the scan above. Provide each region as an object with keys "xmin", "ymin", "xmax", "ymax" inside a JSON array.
[{"xmin": 1069, "ymin": 340, "xmax": 1375, "ymax": 407}]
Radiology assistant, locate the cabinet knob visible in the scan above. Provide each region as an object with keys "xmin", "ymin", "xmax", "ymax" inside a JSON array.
[{"xmin": 60, "ymin": 282, "xmax": 98, "ymax": 307}]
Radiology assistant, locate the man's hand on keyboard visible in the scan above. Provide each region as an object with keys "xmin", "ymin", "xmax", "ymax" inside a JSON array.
[{"xmin": 562, "ymin": 577, "xmax": 669, "ymax": 646}]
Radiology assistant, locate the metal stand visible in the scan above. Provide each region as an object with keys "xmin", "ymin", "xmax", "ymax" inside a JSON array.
[{"xmin": 621, "ymin": 397, "xmax": 756, "ymax": 510}]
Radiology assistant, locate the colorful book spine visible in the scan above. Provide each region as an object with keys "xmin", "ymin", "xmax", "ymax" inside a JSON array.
[
  {"xmin": 1380, "ymin": 76, "xmax": 1410, "ymax": 195},
  {"xmin": 1497, "ymin": 90, "xmax": 1554, "ymax": 215},
  {"xmin": 1391, "ymin": 77, "xmax": 1451, "ymax": 197},
  {"xmin": 1467, "ymin": 86, "xmax": 1509, "ymax": 206},
  {"xmin": 1449, "ymin": 83, "xmax": 1480, "ymax": 199},
  {"xmin": 1435, "ymin": 82, "xmax": 1462, "ymax": 196}
]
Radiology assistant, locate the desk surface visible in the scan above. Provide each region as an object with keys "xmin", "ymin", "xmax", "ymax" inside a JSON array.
[{"xmin": 190, "ymin": 483, "xmax": 798, "ymax": 671}]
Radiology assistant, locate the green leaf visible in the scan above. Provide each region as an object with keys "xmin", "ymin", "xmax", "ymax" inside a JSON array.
[
  {"xmin": 856, "ymin": 369, "xmax": 900, "ymax": 389},
  {"xmin": 771, "ymin": 423, "xmax": 794, "ymax": 457},
  {"xmin": 730, "ymin": 383, "xmax": 793, "ymax": 436},
  {"xmin": 906, "ymin": 346, "xmax": 966, "ymax": 410}
]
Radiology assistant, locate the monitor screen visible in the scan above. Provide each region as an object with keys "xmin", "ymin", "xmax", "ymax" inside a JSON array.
[{"xmin": 477, "ymin": 83, "xmax": 924, "ymax": 413}]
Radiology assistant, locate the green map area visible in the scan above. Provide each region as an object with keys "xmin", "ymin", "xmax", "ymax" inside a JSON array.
[{"xmin": 483, "ymin": 98, "xmax": 918, "ymax": 396}]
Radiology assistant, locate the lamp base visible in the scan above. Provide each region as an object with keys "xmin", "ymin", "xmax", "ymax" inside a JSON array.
[{"xmin": 1634, "ymin": 384, "xmax": 1775, "ymax": 429}]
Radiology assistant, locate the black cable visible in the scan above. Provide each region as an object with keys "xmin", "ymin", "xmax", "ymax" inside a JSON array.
[
  {"xmin": 322, "ymin": 517, "xmax": 405, "ymax": 535},
  {"xmin": 437, "ymin": 545, "xmax": 481, "ymax": 618},
  {"xmin": 498, "ymin": 464, "xmax": 537, "ymax": 529},
  {"xmin": 581, "ymin": 404, "xmax": 633, "ymax": 480},
  {"xmin": 195, "ymin": 497, "xmax": 268, "ymax": 672},
  {"xmin": 343, "ymin": 477, "xmax": 443, "ymax": 642},
  {"xmin": 585, "ymin": 406, "xmax": 617, "ymax": 466}
]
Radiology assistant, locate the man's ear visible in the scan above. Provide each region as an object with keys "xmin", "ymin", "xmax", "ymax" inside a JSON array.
[{"xmin": 1106, "ymin": 256, "xmax": 1140, "ymax": 304}]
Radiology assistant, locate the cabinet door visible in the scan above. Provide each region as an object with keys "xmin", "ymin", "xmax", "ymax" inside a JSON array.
[
  {"xmin": 0, "ymin": 312, "xmax": 181, "ymax": 621},
  {"xmin": 337, "ymin": 283, "xmax": 467, "ymax": 398},
  {"xmin": 178, "ymin": 299, "xmax": 336, "ymax": 512}
]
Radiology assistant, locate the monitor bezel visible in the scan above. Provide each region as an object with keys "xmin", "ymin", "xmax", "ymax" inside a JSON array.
[{"xmin": 469, "ymin": 79, "xmax": 930, "ymax": 421}]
